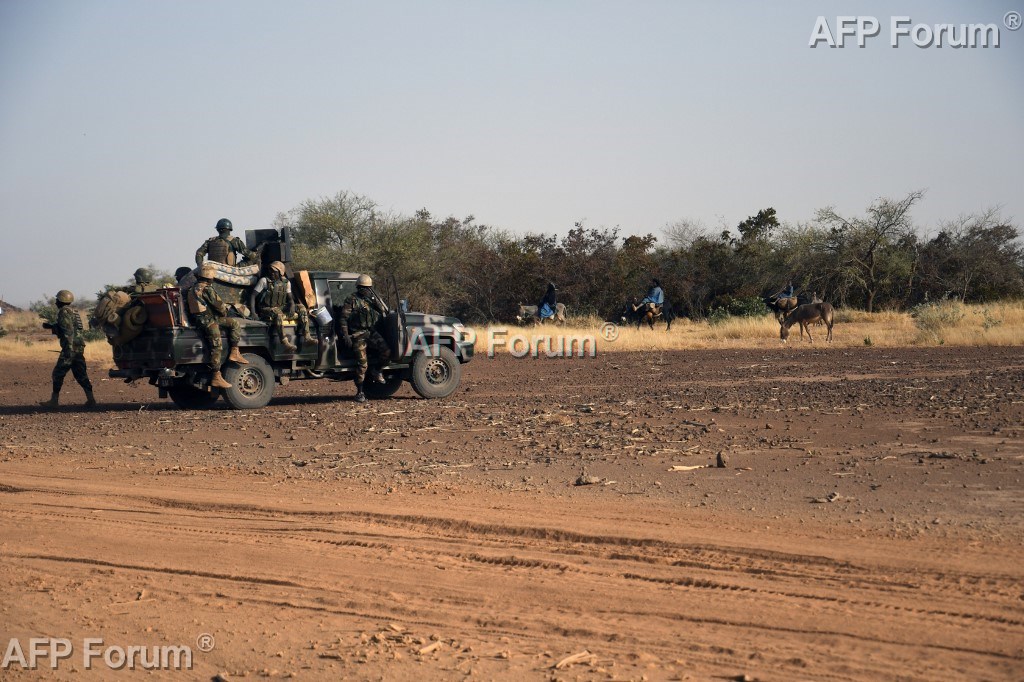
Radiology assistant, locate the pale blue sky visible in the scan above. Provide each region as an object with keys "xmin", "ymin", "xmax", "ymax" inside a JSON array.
[{"xmin": 1, "ymin": 0, "xmax": 1021, "ymax": 306}]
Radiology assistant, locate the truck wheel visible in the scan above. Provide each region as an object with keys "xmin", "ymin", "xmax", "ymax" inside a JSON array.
[
  {"xmin": 410, "ymin": 346, "xmax": 461, "ymax": 399},
  {"xmin": 222, "ymin": 354, "xmax": 275, "ymax": 409},
  {"xmin": 168, "ymin": 384, "xmax": 220, "ymax": 410},
  {"xmin": 363, "ymin": 372, "xmax": 405, "ymax": 399}
]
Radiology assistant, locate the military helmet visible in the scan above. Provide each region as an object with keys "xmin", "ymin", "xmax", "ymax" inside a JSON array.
[
  {"xmin": 199, "ymin": 263, "xmax": 218, "ymax": 280},
  {"xmin": 268, "ymin": 261, "xmax": 286, "ymax": 276},
  {"xmin": 55, "ymin": 289, "xmax": 75, "ymax": 304},
  {"xmin": 356, "ymin": 274, "xmax": 373, "ymax": 287},
  {"xmin": 134, "ymin": 267, "xmax": 152, "ymax": 283},
  {"xmin": 215, "ymin": 218, "xmax": 233, "ymax": 232}
]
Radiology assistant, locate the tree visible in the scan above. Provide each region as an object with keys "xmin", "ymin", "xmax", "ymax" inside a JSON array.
[{"xmin": 816, "ymin": 190, "xmax": 924, "ymax": 312}]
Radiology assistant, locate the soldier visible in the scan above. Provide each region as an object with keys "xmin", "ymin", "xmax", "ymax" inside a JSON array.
[
  {"xmin": 187, "ymin": 263, "xmax": 248, "ymax": 389},
  {"xmin": 174, "ymin": 266, "xmax": 193, "ymax": 284},
  {"xmin": 250, "ymin": 261, "xmax": 309, "ymax": 353},
  {"xmin": 195, "ymin": 218, "xmax": 259, "ymax": 268},
  {"xmin": 336, "ymin": 274, "xmax": 391, "ymax": 403},
  {"xmin": 537, "ymin": 282, "xmax": 557, "ymax": 321},
  {"xmin": 39, "ymin": 290, "xmax": 96, "ymax": 408},
  {"xmin": 118, "ymin": 268, "xmax": 159, "ymax": 295}
]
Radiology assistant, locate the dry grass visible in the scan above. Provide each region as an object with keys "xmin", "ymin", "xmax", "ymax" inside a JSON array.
[
  {"xmin": 2, "ymin": 303, "xmax": 1022, "ymax": 364},
  {"xmin": 1, "ymin": 309, "xmax": 114, "ymax": 368},
  {"xmin": 471, "ymin": 301, "xmax": 1024, "ymax": 353},
  {"xmin": 0, "ymin": 337, "xmax": 114, "ymax": 368}
]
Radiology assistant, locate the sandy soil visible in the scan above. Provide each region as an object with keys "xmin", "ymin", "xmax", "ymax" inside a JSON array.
[{"xmin": 1, "ymin": 346, "xmax": 1023, "ymax": 681}]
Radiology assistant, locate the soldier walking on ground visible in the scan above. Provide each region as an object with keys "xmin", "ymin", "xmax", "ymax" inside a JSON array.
[
  {"xmin": 195, "ymin": 218, "xmax": 259, "ymax": 268},
  {"xmin": 336, "ymin": 274, "xmax": 390, "ymax": 403},
  {"xmin": 251, "ymin": 260, "xmax": 309, "ymax": 353},
  {"xmin": 187, "ymin": 263, "xmax": 248, "ymax": 389},
  {"xmin": 39, "ymin": 290, "xmax": 96, "ymax": 409}
]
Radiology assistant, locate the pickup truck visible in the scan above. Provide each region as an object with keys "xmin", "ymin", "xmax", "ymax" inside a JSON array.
[{"xmin": 108, "ymin": 262, "xmax": 473, "ymax": 410}]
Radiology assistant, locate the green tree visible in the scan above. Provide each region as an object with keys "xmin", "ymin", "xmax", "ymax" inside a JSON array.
[{"xmin": 816, "ymin": 190, "xmax": 924, "ymax": 312}]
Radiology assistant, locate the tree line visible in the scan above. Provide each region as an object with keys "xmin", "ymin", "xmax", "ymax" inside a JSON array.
[{"xmin": 275, "ymin": 189, "xmax": 1024, "ymax": 323}]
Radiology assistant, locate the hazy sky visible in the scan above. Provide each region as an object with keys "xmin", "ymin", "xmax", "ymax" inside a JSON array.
[{"xmin": 1, "ymin": 0, "xmax": 1021, "ymax": 306}]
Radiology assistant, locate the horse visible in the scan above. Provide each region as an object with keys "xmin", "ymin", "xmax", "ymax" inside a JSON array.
[
  {"xmin": 620, "ymin": 299, "xmax": 676, "ymax": 331},
  {"xmin": 765, "ymin": 295, "xmax": 799, "ymax": 323},
  {"xmin": 517, "ymin": 302, "xmax": 566, "ymax": 325},
  {"xmin": 780, "ymin": 302, "xmax": 834, "ymax": 343}
]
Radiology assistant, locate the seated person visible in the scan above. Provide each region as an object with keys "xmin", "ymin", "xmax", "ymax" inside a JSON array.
[{"xmin": 250, "ymin": 261, "xmax": 309, "ymax": 352}]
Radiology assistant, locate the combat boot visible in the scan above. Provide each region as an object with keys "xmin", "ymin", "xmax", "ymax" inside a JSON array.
[
  {"xmin": 210, "ymin": 371, "xmax": 232, "ymax": 389},
  {"xmin": 281, "ymin": 336, "xmax": 297, "ymax": 353},
  {"xmin": 227, "ymin": 347, "xmax": 249, "ymax": 364},
  {"xmin": 371, "ymin": 369, "xmax": 386, "ymax": 384},
  {"xmin": 39, "ymin": 392, "xmax": 59, "ymax": 409},
  {"xmin": 354, "ymin": 381, "xmax": 366, "ymax": 403},
  {"xmin": 84, "ymin": 390, "xmax": 97, "ymax": 408}
]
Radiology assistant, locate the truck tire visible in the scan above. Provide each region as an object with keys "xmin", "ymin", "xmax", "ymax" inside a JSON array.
[
  {"xmin": 410, "ymin": 346, "xmax": 461, "ymax": 399},
  {"xmin": 363, "ymin": 372, "xmax": 404, "ymax": 400},
  {"xmin": 221, "ymin": 354, "xmax": 275, "ymax": 409},
  {"xmin": 168, "ymin": 384, "xmax": 220, "ymax": 410}
]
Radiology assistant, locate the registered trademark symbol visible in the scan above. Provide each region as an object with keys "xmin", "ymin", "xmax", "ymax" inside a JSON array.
[
  {"xmin": 196, "ymin": 633, "xmax": 215, "ymax": 653},
  {"xmin": 600, "ymin": 322, "xmax": 619, "ymax": 342},
  {"xmin": 1005, "ymin": 11, "xmax": 1022, "ymax": 30}
]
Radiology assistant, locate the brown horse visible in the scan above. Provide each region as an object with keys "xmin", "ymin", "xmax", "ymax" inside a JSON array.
[
  {"xmin": 766, "ymin": 295, "xmax": 799, "ymax": 323},
  {"xmin": 780, "ymin": 302, "xmax": 834, "ymax": 343}
]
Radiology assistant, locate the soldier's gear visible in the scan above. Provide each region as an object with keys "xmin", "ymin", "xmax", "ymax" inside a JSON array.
[
  {"xmin": 196, "ymin": 234, "xmax": 255, "ymax": 267},
  {"xmin": 134, "ymin": 268, "xmax": 152, "ymax": 284},
  {"xmin": 356, "ymin": 274, "xmax": 373, "ymax": 287},
  {"xmin": 210, "ymin": 371, "xmax": 232, "ymax": 389},
  {"xmin": 199, "ymin": 263, "xmax": 218, "ymax": 280},
  {"xmin": 207, "ymin": 237, "xmax": 231, "ymax": 264},
  {"xmin": 84, "ymin": 390, "xmax": 97, "ymax": 407},
  {"xmin": 56, "ymin": 290, "xmax": 74, "ymax": 304},
  {"xmin": 187, "ymin": 285, "xmax": 209, "ymax": 314},
  {"xmin": 216, "ymin": 218, "xmax": 233, "ymax": 232},
  {"xmin": 227, "ymin": 347, "xmax": 248, "ymax": 364},
  {"xmin": 269, "ymin": 261, "xmax": 286, "ymax": 277},
  {"xmin": 280, "ymin": 337, "xmax": 297, "ymax": 353},
  {"xmin": 39, "ymin": 393, "xmax": 59, "ymax": 409},
  {"xmin": 371, "ymin": 369, "xmax": 385, "ymax": 384},
  {"xmin": 175, "ymin": 266, "xmax": 193, "ymax": 282},
  {"xmin": 354, "ymin": 382, "xmax": 366, "ymax": 403}
]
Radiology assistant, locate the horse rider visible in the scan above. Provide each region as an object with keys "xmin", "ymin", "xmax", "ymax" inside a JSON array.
[
  {"xmin": 634, "ymin": 278, "xmax": 664, "ymax": 316},
  {"xmin": 537, "ymin": 282, "xmax": 557, "ymax": 321},
  {"xmin": 772, "ymin": 280, "xmax": 795, "ymax": 301},
  {"xmin": 250, "ymin": 260, "xmax": 309, "ymax": 352},
  {"xmin": 187, "ymin": 263, "xmax": 248, "ymax": 390},
  {"xmin": 195, "ymin": 218, "xmax": 261, "ymax": 268},
  {"xmin": 336, "ymin": 274, "xmax": 391, "ymax": 404}
]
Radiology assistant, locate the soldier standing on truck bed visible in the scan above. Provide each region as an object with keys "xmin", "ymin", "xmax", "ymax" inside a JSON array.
[
  {"xmin": 188, "ymin": 263, "xmax": 248, "ymax": 389},
  {"xmin": 250, "ymin": 260, "xmax": 309, "ymax": 353},
  {"xmin": 336, "ymin": 274, "xmax": 390, "ymax": 403},
  {"xmin": 195, "ymin": 218, "xmax": 260, "ymax": 268},
  {"xmin": 39, "ymin": 290, "xmax": 96, "ymax": 409}
]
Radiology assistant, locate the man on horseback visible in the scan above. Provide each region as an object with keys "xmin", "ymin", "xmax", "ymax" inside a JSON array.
[
  {"xmin": 537, "ymin": 282, "xmax": 558, "ymax": 322},
  {"xmin": 633, "ymin": 279, "xmax": 664, "ymax": 317}
]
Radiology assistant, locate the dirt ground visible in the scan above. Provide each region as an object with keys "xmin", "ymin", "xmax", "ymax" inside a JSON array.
[{"xmin": 1, "ymin": 346, "xmax": 1023, "ymax": 681}]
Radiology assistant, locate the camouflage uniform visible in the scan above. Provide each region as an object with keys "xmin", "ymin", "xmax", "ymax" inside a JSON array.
[
  {"xmin": 195, "ymin": 234, "xmax": 256, "ymax": 268},
  {"xmin": 41, "ymin": 301, "xmax": 95, "ymax": 407},
  {"xmin": 338, "ymin": 289, "xmax": 391, "ymax": 386},
  {"xmin": 252, "ymin": 275, "xmax": 309, "ymax": 350},
  {"xmin": 187, "ymin": 280, "xmax": 242, "ymax": 369}
]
